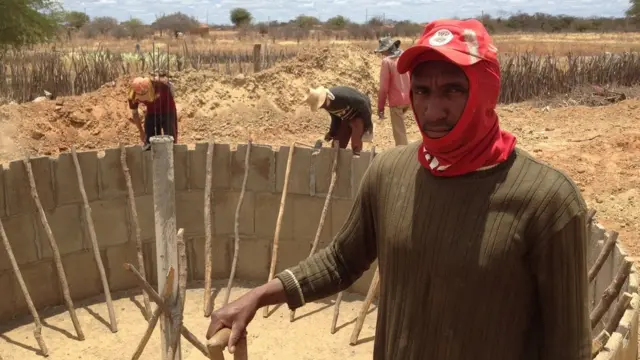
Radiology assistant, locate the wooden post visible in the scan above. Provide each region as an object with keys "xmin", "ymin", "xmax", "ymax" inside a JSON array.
[
  {"xmin": 121, "ymin": 143, "xmax": 152, "ymax": 320},
  {"xmin": 252, "ymin": 44, "xmax": 261, "ymax": 73},
  {"xmin": 204, "ymin": 142, "xmax": 215, "ymax": 317},
  {"xmin": 71, "ymin": 146, "xmax": 118, "ymax": 333},
  {"xmin": 207, "ymin": 328, "xmax": 248, "ymax": 360},
  {"xmin": 150, "ymin": 135, "xmax": 180, "ymax": 360},
  {"xmin": 350, "ymin": 267, "xmax": 380, "ymax": 345},
  {"xmin": 263, "ymin": 142, "xmax": 295, "ymax": 318}
]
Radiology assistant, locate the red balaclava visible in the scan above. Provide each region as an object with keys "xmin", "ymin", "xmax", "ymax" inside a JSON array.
[{"xmin": 397, "ymin": 19, "xmax": 517, "ymax": 177}]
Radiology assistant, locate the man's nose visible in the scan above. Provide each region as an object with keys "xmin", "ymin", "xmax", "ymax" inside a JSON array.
[{"xmin": 421, "ymin": 102, "xmax": 447, "ymax": 124}]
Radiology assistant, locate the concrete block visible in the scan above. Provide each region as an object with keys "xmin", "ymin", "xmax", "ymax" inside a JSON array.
[
  {"xmin": 191, "ymin": 143, "xmax": 231, "ymax": 190},
  {"xmin": 173, "ymin": 144, "xmax": 189, "ymax": 191},
  {"xmin": 176, "ymin": 190, "xmax": 205, "ymax": 236},
  {"xmin": 5, "ymin": 160, "xmax": 33, "ymax": 215},
  {"xmin": 36, "ymin": 204, "xmax": 84, "ymax": 259},
  {"xmin": 275, "ymin": 239, "xmax": 313, "ymax": 273},
  {"xmin": 275, "ymin": 146, "xmax": 312, "ymax": 195},
  {"xmin": 312, "ymin": 147, "xmax": 352, "ymax": 199},
  {"xmin": 254, "ymin": 192, "xmax": 294, "ymax": 240},
  {"xmin": 351, "ymin": 151, "xmax": 374, "ymax": 198},
  {"xmin": 124, "ymin": 145, "xmax": 145, "ymax": 196},
  {"xmin": 291, "ymin": 195, "xmax": 332, "ymax": 243},
  {"xmin": 133, "ymin": 195, "xmax": 155, "ymax": 241},
  {"xmin": 98, "ymin": 148, "xmax": 127, "ymax": 199},
  {"xmin": 55, "ymin": 151, "xmax": 99, "ymax": 205},
  {"xmin": 12, "ymin": 260, "xmax": 61, "ymax": 315},
  {"xmin": 188, "ymin": 236, "xmax": 230, "ymax": 280},
  {"xmin": 231, "ymin": 144, "xmax": 275, "ymax": 192},
  {"xmin": 142, "ymin": 241, "xmax": 158, "ymax": 286},
  {"xmin": 1, "ymin": 214, "xmax": 38, "ymax": 267},
  {"xmin": 0, "ymin": 165, "xmax": 5, "ymax": 218},
  {"xmin": 63, "ymin": 250, "xmax": 103, "ymax": 300},
  {"xmin": 331, "ymin": 199, "xmax": 355, "ymax": 238},
  {"xmin": 213, "ymin": 190, "xmax": 255, "ymax": 235},
  {"xmin": 90, "ymin": 199, "xmax": 130, "ymax": 247},
  {"xmin": 104, "ymin": 242, "xmax": 139, "ymax": 291},
  {"xmin": 348, "ymin": 260, "xmax": 378, "ymax": 296},
  {"xmin": 142, "ymin": 149, "xmax": 153, "ymax": 194},
  {"xmin": 235, "ymin": 236, "xmax": 270, "ymax": 281},
  {"xmin": 30, "ymin": 156, "xmax": 56, "ymax": 211},
  {"xmin": 0, "ymin": 270, "xmax": 15, "ymax": 321}
]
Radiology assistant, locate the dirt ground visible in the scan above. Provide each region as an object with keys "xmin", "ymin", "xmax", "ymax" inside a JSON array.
[
  {"xmin": 0, "ymin": 281, "xmax": 376, "ymax": 359},
  {"xmin": 0, "ymin": 42, "xmax": 638, "ymax": 256}
]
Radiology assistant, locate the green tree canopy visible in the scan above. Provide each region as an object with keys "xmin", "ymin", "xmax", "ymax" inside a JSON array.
[
  {"xmin": 152, "ymin": 12, "xmax": 200, "ymax": 33},
  {"xmin": 627, "ymin": 0, "xmax": 640, "ymax": 19},
  {"xmin": 64, "ymin": 10, "xmax": 89, "ymax": 29},
  {"xmin": 230, "ymin": 8, "xmax": 252, "ymax": 27},
  {"xmin": 326, "ymin": 15, "xmax": 350, "ymax": 30},
  {"xmin": 0, "ymin": 0, "xmax": 62, "ymax": 50}
]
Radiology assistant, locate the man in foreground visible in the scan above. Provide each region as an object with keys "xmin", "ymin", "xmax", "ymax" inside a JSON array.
[
  {"xmin": 207, "ymin": 19, "xmax": 591, "ymax": 359},
  {"xmin": 375, "ymin": 37, "xmax": 411, "ymax": 146},
  {"xmin": 127, "ymin": 73, "xmax": 178, "ymax": 150},
  {"xmin": 303, "ymin": 85, "xmax": 373, "ymax": 156}
]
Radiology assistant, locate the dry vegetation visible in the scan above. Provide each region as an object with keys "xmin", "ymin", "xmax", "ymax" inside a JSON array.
[{"xmin": 2, "ymin": 31, "xmax": 640, "ymax": 105}]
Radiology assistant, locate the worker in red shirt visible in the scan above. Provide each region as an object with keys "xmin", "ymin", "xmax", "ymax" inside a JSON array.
[{"xmin": 127, "ymin": 74, "xmax": 178, "ymax": 150}]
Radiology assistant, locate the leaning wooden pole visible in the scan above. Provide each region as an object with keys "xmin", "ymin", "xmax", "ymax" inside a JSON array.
[
  {"xmin": 168, "ymin": 229, "xmax": 188, "ymax": 360},
  {"xmin": 590, "ymin": 259, "xmax": 633, "ymax": 329},
  {"xmin": 223, "ymin": 140, "xmax": 252, "ymax": 307},
  {"xmin": 263, "ymin": 142, "xmax": 295, "ymax": 318},
  {"xmin": 331, "ymin": 146, "xmax": 376, "ymax": 333},
  {"xmin": 24, "ymin": 156, "xmax": 85, "ymax": 340},
  {"xmin": 120, "ymin": 143, "xmax": 152, "ymax": 320},
  {"xmin": 71, "ymin": 146, "xmax": 118, "ymax": 333},
  {"xmin": 0, "ymin": 218, "xmax": 48, "ymax": 356},
  {"xmin": 350, "ymin": 267, "xmax": 380, "ymax": 345},
  {"xmin": 290, "ymin": 142, "xmax": 339, "ymax": 322},
  {"xmin": 150, "ymin": 135, "xmax": 180, "ymax": 359},
  {"xmin": 204, "ymin": 142, "xmax": 215, "ymax": 317}
]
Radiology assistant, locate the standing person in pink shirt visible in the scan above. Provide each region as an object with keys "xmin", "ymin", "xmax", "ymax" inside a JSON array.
[{"xmin": 375, "ymin": 37, "xmax": 411, "ymax": 146}]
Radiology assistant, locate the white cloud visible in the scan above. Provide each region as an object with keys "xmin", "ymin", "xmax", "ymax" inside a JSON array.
[{"xmin": 59, "ymin": 0, "xmax": 631, "ymax": 24}]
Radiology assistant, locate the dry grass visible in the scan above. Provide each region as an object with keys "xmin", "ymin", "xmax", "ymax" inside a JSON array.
[{"xmin": 2, "ymin": 32, "xmax": 640, "ymax": 104}]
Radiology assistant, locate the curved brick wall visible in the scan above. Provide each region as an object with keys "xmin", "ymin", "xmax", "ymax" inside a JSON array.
[{"xmin": 0, "ymin": 142, "xmax": 637, "ymax": 360}]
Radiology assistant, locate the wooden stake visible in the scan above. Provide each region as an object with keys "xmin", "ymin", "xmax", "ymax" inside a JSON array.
[
  {"xmin": 590, "ymin": 260, "xmax": 633, "ymax": 329},
  {"xmin": 121, "ymin": 143, "xmax": 152, "ymax": 320},
  {"xmin": 591, "ymin": 330, "xmax": 610, "ymax": 357},
  {"xmin": 204, "ymin": 142, "xmax": 215, "ymax": 317},
  {"xmin": 150, "ymin": 135, "xmax": 180, "ymax": 359},
  {"xmin": 0, "ymin": 217, "xmax": 49, "ymax": 356},
  {"xmin": 331, "ymin": 146, "xmax": 376, "ymax": 333},
  {"xmin": 588, "ymin": 231, "xmax": 618, "ymax": 283},
  {"xmin": 207, "ymin": 328, "xmax": 249, "ymax": 360},
  {"xmin": 132, "ymin": 267, "xmax": 175, "ymax": 360},
  {"xmin": 24, "ymin": 156, "xmax": 84, "ymax": 340},
  {"xmin": 263, "ymin": 142, "xmax": 295, "ymax": 318},
  {"xmin": 223, "ymin": 140, "xmax": 252, "ymax": 306},
  {"xmin": 350, "ymin": 267, "xmax": 380, "ymax": 345},
  {"xmin": 290, "ymin": 143, "xmax": 339, "ymax": 322},
  {"xmin": 605, "ymin": 291, "xmax": 633, "ymax": 335},
  {"xmin": 71, "ymin": 146, "xmax": 118, "ymax": 333},
  {"xmin": 168, "ymin": 230, "xmax": 188, "ymax": 360},
  {"xmin": 124, "ymin": 263, "xmax": 209, "ymax": 358}
]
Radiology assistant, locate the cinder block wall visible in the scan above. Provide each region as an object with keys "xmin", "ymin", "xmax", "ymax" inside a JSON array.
[{"xmin": 0, "ymin": 143, "xmax": 377, "ymax": 323}]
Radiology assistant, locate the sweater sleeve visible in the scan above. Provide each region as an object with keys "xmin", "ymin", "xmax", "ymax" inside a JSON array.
[
  {"xmin": 377, "ymin": 59, "xmax": 390, "ymax": 113},
  {"xmin": 275, "ymin": 158, "xmax": 379, "ymax": 310},
  {"xmin": 530, "ymin": 212, "xmax": 591, "ymax": 360}
]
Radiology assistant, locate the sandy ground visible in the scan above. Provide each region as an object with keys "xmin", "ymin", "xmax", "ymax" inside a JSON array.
[{"xmin": 0, "ymin": 280, "xmax": 376, "ymax": 360}]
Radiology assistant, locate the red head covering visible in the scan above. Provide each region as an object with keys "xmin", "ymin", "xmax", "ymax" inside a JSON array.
[{"xmin": 397, "ymin": 19, "xmax": 517, "ymax": 177}]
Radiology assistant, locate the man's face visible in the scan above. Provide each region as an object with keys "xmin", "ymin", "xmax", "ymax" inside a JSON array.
[{"xmin": 411, "ymin": 60, "xmax": 469, "ymax": 139}]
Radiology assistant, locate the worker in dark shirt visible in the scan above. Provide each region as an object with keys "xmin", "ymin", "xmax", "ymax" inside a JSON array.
[
  {"xmin": 302, "ymin": 86, "xmax": 373, "ymax": 156},
  {"xmin": 127, "ymin": 75, "xmax": 178, "ymax": 150}
]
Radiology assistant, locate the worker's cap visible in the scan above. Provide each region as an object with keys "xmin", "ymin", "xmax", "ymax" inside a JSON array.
[
  {"xmin": 131, "ymin": 77, "xmax": 154, "ymax": 102},
  {"xmin": 397, "ymin": 19, "xmax": 499, "ymax": 74}
]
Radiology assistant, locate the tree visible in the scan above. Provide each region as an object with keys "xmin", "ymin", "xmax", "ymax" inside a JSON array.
[
  {"xmin": 326, "ymin": 15, "xmax": 349, "ymax": 30},
  {"xmin": 627, "ymin": 0, "xmax": 640, "ymax": 20},
  {"xmin": 121, "ymin": 18, "xmax": 148, "ymax": 40},
  {"xmin": 293, "ymin": 15, "xmax": 320, "ymax": 29},
  {"xmin": 0, "ymin": 0, "xmax": 62, "ymax": 50},
  {"xmin": 89, "ymin": 16, "xmax": 118, "ymax": 35},
  {"xmin": 230, "ymin": 8, "xmax": 252, "ymax": 27},
  {"xmin": 152, "ymin": 12, "xmax": 200, "ymax": 34},
  {"xmin": 65, "ymin": 10, "xmax": 89, "ymax": 29}
]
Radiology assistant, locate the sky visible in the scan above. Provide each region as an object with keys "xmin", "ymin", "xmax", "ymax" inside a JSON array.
[{"xmin": 59, "ymin": 0, "xmax": 633, "ymax": 25}]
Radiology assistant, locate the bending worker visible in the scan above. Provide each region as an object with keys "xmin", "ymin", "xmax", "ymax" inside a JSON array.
[
  {"xmin": 303, "ymin": 85, "xmax": 373, "ymax": 157},
  {"xmin": 127, "ymin": 74, "xmax": 178, "ymax": 149}
]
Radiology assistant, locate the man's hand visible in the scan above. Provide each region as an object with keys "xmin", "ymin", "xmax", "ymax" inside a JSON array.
[
  {"xmin": 378, "ymin": 111, "xmax": 384, "ymax": 120},
  {"xmin": 139, "ymin": 130, "xmax": 146, "ymax": 144},
  {"xmin": 324, "ymin": 132, "xmax": 333, "ymax": 142},
  {"xmin": 206, "ymin": 293, "xmax": 260, "ymax": 353}
]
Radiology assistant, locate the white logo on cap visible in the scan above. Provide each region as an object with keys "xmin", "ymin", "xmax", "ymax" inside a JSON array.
[{"xmin": 428, "ymin": 29, "xmax": 454, "ymax": 47}]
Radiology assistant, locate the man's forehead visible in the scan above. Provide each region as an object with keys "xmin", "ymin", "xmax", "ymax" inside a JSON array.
[{"xmin": 411, "ymin": 61, "xmax": 467, "ymax": 83}]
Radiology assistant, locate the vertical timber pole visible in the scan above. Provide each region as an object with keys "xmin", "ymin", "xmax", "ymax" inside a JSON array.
[{"xmin": 151, "ymin": 135, "xmax": 181, "ymax": 360}]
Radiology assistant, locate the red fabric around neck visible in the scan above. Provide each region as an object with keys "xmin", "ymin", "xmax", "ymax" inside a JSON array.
[{"xmin": 412, "ymin": 59, "xmax": 517, "ymax": 177}]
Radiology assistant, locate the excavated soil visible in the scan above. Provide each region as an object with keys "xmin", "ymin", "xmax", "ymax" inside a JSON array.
[
  {"xmin": 0, "ymin": 43, "xmax": 639, "ymax": 257},
  {"xmin": 0, "ymin": 281, "xmax": 377, "ymax": 359}
]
